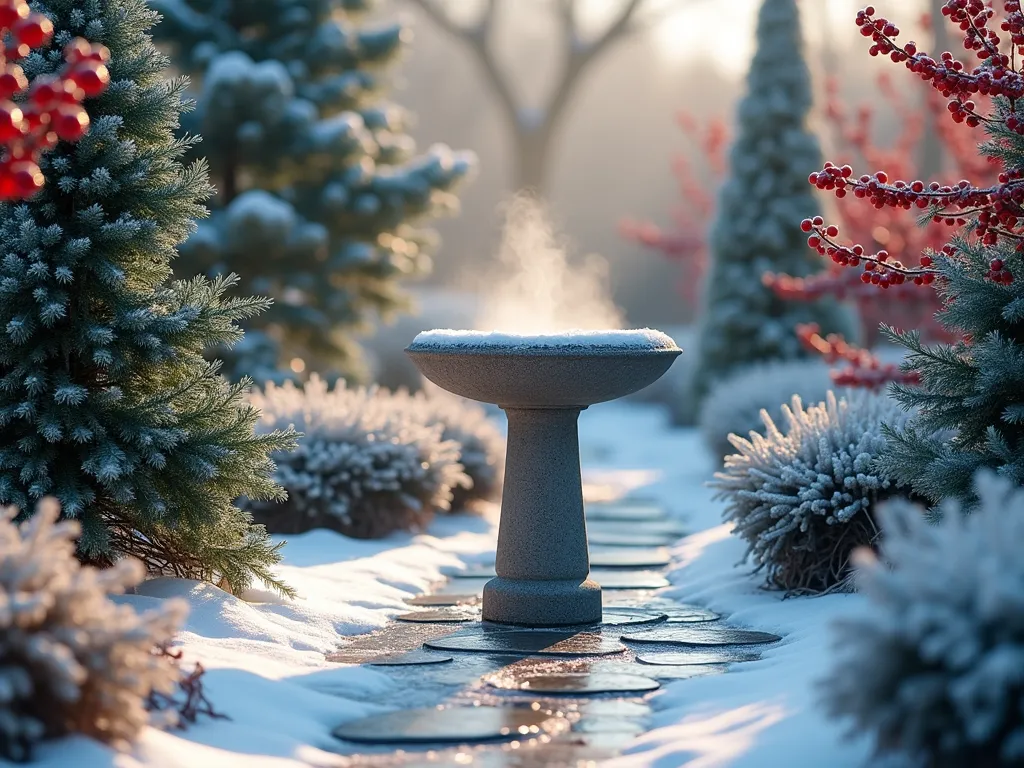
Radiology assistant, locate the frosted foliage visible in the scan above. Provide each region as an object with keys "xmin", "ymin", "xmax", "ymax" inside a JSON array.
[
  {"xmin": 391, "ymin": 388, "xmax": 504, "ymax": 510},
  {"xmin": 821, "ymin": 473, "xmax": 1024, "ymax": 767},
  {"xmin": 248, "ymin": 376, "xmax": 470, "ymax": 538},
  {"xmin": 699, "ymin": 359, "xmax": 833, "ymax": 458},
  {"xmin": 474, "ymin": 196, "xmax": 623, "ymax": 334},
  {"xmin": 711, "ymin": 391, "xmax": 912, "ymax": 592},
  {"xmin": 0, "ymin": 501, "xmax": 185, "ymax": 761}
]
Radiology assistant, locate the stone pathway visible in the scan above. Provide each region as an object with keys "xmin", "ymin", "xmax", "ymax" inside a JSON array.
[{"xmin": 324, "ymin": 499, "xmax": 781, "ymax": 767}]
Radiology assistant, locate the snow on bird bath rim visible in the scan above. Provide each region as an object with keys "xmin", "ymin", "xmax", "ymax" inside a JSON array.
[{"xmin": 408, "ymin": 328, "xmax": 680, "ymax": 352}]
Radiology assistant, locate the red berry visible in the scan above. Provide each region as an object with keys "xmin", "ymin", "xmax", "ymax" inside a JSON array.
[
  {"xmin": 12, "ymin": 14, "xmax": 53, "ymax": 49},
  {"xmin": 920, "ymin": 255, "xmax": 933, "ymax": 267},
  {"xmin": 28, "ymin": 76, "xmax": 60, "ymax": 108},
  {"xmin": 991, "ymin": 258, "xmax": 1004, "ymax": 270},
  {"xmin": 9, "ymin": 159, "xmax": 42, "ymax": 198},
  {"xmin": 825, "ymin": 225, "xmax": 839, "ymax": 237},
  {"xmin": 0, "ymin": 99, "xmax": 24, "ymax": 142},
  {"xmin": 0, "ymin": 0, "xmax": 28, "ymax": 31},
  {"xmin": 68, "ymin": 62, "xmax": 109, "ymax": 97},
  {"xmin": 800, "ymin": 218, "xmax": 813, "ymax": 232},
  {"xmin": 812, "ymin": 216, "xmax": 824, "ymax": 226},
  {"xmin": 0, "ymin": 63, "xmax": 26, "ymax": 99},
  {"xmin": 51, "ymin": 105, "xmax": 88, "ymax": 141}
]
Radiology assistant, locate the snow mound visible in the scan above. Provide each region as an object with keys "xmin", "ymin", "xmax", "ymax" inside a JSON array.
[{"xmin": 409, "ymin": 328, "xmax": 679, "ymax": 351}]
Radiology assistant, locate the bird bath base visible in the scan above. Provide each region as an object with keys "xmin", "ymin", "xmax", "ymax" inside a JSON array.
[{"xmin": 406, "ymin": 329, "xmax": 681, "ymax": 627}]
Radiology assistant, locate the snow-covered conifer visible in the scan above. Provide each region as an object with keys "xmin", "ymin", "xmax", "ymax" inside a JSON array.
[
  {"xmin": 0, "ymin": 500, "xmax": 185, "ymax": 762},
  {"xmin": 247, "ymin": 376, "xmax": 470, "ymax": 538},
  {"xmin": 692, "ymin": 0, "xmax": 855, "ymax": 402},
  {"xmin": 711, "ymin": 391, "xmax": 912, "ymax": 592},
  {"xmin": 151, "ymin": 0, "xmax": 475, "ymax": 380},
  {"xmin": 821, "ymin": 472, "xmax": 1024, "ymax": 767},
  {"xmin": 0, "ymin": 0, "xmax": 295, "ymax": 594},
  {"xmin": 699, "ymin": 359, "xmax": 833, "ymax": 458}
]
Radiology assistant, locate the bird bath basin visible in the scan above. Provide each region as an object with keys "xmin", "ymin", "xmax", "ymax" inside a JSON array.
[{"xmin": 406, "ymin": 329, "xmax": 681, "ymax": 626}]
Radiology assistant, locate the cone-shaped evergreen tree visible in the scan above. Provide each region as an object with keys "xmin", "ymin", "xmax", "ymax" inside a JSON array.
[
  {"xmin": 149, "ymin": 0, "xmax": 475, "ymax": 382},
  {"xmin": 0, "ymin": 0, "xmax": 296, "ymax": 594},
  {"xmin": 692, "ymin": 0, "xmax": 855, "ymax": 401}
]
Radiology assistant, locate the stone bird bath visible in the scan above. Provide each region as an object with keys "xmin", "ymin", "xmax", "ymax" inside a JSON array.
[{"xmin": 406, "ymin": 329, "xmax": 681, "ymax": 627}]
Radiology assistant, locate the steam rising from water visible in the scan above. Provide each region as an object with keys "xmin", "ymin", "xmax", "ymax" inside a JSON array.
[{"xmin": 473, "ymin": 195, "xmax": 624, "ymax": 333}]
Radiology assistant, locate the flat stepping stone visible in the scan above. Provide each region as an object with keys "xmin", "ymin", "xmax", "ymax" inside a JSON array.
[
  {"xmin": 637, "ymin": 649, "xmax": 762, "ymax": 666},
  {"xmin": 589, "ymin": 520, "xmax": 686, "ymax": 537},
  {"xmin": 623, "ymin": 625, "xmax": 781, "ymax": 646},
  {"xmin": 591, "ymin": 570, "xmax": 670, "ymax": 590},
  {"xmin": 485, "ymin": 672, "xmax": 660, "ymax": 695},
  {"xmin": 332, "ymin": 706, "xmax": 560, "ymax": 745},
  {"xmin": 396, "ymin": 608, "xmax": 480, "ymax": 623},
  {"xmin": 589, "ymin": 549, "xmax": 670, "ymax": 569},
  {"xmin": 448, "ymin": 566, "xmax": 498, "ymax": 579},
  {"xmin": 406, "ymin": 593, "xmax": 480, "ymax": 607},
  {"xmin": 598, "ymin": 607, "xmax": 668, "ymax": 627},
  {"xmin": 425, "ymin": 630, "xmax": 626, "ymax": 657},
  {"xmin": 589, "ymin": 531, "xmax": 676, "ymax": 547},
  {"xmin": 326, "ymin": 649, "xmax": 454, "ymax": 666},
  {"xmin": 436, "ymin": 577, "xmax": 490, "ymax": 595},
  {"xmin": 586, "ymin": 502, "xmax": 668, "ymax": 523},
  {"xmin": 662, "ymin": 605, "xmax": 721, "ymax": 623}
]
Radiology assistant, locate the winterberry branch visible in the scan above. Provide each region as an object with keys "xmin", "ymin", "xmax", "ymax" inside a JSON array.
[{"xmin": 0, "ymin": 0, "xmax": 110, "ymax": 200}]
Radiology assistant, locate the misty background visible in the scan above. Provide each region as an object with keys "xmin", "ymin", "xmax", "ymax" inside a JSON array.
[{"xmin": 367, "ymin": 0, "xmax": 935, "ymax": 325}]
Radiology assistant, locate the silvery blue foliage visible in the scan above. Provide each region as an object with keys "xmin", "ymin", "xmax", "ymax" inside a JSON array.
[
  {"xmin": 821, "ymin": 472, "xmax": 1024, "ymax": 767},
  {"xmin": 699, "ymin": 359, "xmax": 833, "ymax": 457},
  {"xmin": 0, "ymin": 500, "xmax": 185, "ymax": 762},
  {"xmin": 247, "ymin": 376, "xmax": 470, "ymax": 538},
  {"xmin": 711, "ymin": 390, "xmax": 912, "ymax": 592},
  {"xmin": 398, "ymin": 387, "xmax": 505, "ymax": 510}
]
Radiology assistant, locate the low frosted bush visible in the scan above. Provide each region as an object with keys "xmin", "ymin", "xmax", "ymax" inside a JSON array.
[
  {"xmin": 248, "ymin": 376, "xmax": 470, "ymax": 538},
  {"xmin": 0, "ymin": 501, "xmax": 186, "ymax": 761},
  {"xmin": 399, "ymin": 388, "xmax": 504, "ymax": 510},
  {"xmin": 711, "ymin": 390, "xmax": 913, "ymax": 593},
  {"xmin": 699, "ymin": 359, "xmax": 833, "ymax": 458},
  {"xmin": 821, "ymin": 472, "xmax": 1024, "ymax": 768}
]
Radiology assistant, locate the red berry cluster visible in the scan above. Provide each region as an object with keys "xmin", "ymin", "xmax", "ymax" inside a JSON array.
[
  {"xmin": 796, "ymin": 323, "xmax": 921, "ymax": 389},
  {"xmin": 800, "ymin": 216, "xmax": 941, "ymax": 287},
  {"xmin": 0, "ymin": 0, "xmax": 109, "ymax": 200}
]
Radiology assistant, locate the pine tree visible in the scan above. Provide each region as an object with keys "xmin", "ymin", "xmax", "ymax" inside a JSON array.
[
  {"xmin": 0, "ymin": 0, "xmax": 296, "ymax": 595},
  {"xmin": 692, "ymin": 0, "xmax": 855, "ymax": 401},
  {"xmin": 149, "ymin": 0, "xmax": 475, "ymax": 381}
]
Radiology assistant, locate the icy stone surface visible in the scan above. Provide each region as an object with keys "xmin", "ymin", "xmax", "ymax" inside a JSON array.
[
  {"xmin": 396, "ymin": 608, "xmax": 481, "ymax": 623},
  {"xmin": 425, "ymin": 629, "xmax": 626, "ymax": 657},
  {"xmin": 589, "ymin": 549, "xmax": 670, "ymax": 569},
  {"xmin": 623, "ymin": 625, "xmax": 781, "ymax": 646},
  {"xmin": 332, "ymin": 706, "xmax": 565, "ymax": 744},
  {"xmin": 406, "ymin": 593, "xmax": 481, "ymax": 607},
  {"xmin": 637, "ymin": 649, "xmax": 762, "ymax": 666},
  {"xmin": 484, "ymin": 672, "xmax": 660, "ymax": 695},
  {"xmin": 588, "ymin": 531, "xmax": 677, "ymax": 547},
  {"xmin": 597, "ymin": 607, "xmax": 669, "ymax": 627},
  {"xmin": 586, "ymin": 503, "xmax": 668, "ymax": 523},
  {"xmin": 590, "ymin": 570, "xmax": 671, "ymax": 589},
  {"xmin": 325, "ymin": 649, "xmax": 455, "ymax": 666},
  {"xmin": 409, "ymin": 328, "xmax": 679, "ymax": 351}
]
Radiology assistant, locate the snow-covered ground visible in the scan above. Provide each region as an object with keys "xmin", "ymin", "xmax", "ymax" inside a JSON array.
[{"xmin": 33, "ymin": 401, "xmax": 871, "ymax": 768}]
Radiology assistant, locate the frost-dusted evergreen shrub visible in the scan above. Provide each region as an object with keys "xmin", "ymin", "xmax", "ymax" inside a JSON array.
[
  {"xmin": 247, "ymin": 376, "xmax": 469, "ymax": 538},
  {"xmin": 699, "ymin": 359, "xmax": 832, "ymax": 458},
  {"xmin": 151, "ymin": 0, "xmax": 474, "ymax": 380},
  {"xmin": 821, "ymin": 472, "xmax": 1024, "ymax": 768},
  {"xmin": 399, "ymin": 389, "xmax": 504, "ymax": 511},
  {"xmin": 0, "ymin": 500, "xmax": 185, "ymax": 762},
  {"xmin": 691, "ymin": 0, "xmax": 855, "ymax": 402},
  {"xmin": 0, "ymin": 0, "xmax": 295, "ymax": 594},
  {"xmin": 711, "ymin": 391, "xmax": 912, "ymax": 593}
]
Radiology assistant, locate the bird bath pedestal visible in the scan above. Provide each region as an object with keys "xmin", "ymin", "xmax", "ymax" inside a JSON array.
[{"xmin": 406, "ymin": 330, "xmax": 681, "ymax": 627}]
